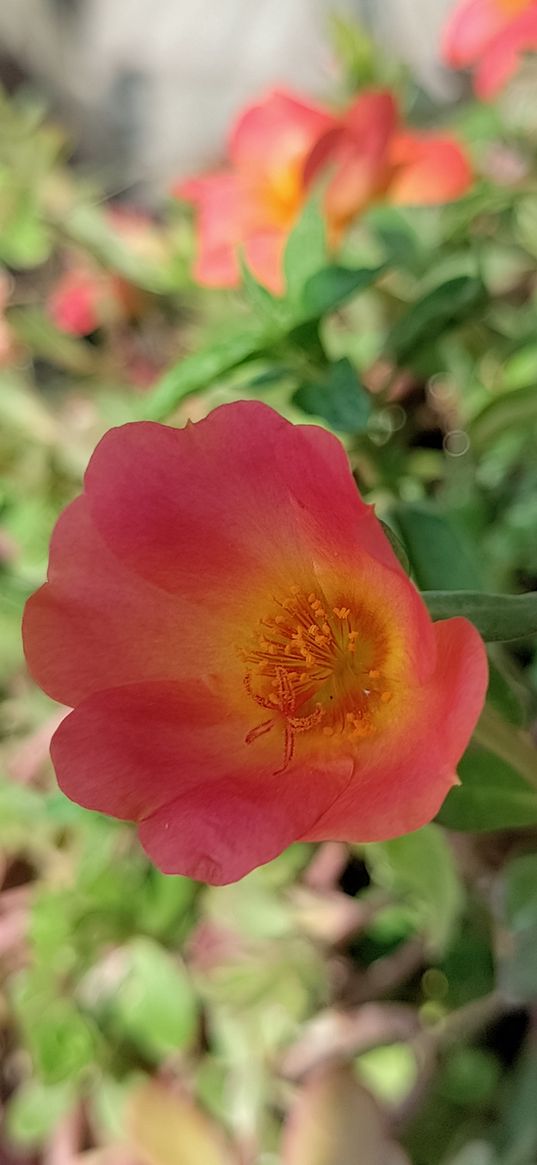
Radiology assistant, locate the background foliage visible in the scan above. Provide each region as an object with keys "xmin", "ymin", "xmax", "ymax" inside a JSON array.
[{"xmin": 1, "ymin": 18, "xmax": 537, "ymax": 1165}]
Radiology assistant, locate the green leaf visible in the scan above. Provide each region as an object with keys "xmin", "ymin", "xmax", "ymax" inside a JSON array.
[
  {"xmin": 502, "ymin": 344, "xmax": 537, "ymax": 391},
  {"xmin": 473, "ymin": 704, "xmax": 537, "ymax": 793},
  {"xmin": 364, "ymin": 825, "xmax": 463, "ymax": 954},
  {"xmin": 283, "ymin": 196, "xmax": 327, "ymax": 304},
  {"xmin": 437, "ymin": 745, "xmax": 537, "ymax": 832},
  {"xmin": 292, "ymin": 358, "xmax": 371, "ymax": 433},
  {"xmin": 8, "ymin": 307, "xmax": 98, "ymax": 375},
  {"xmin": 387, "ymin": 276, "xmax": 484, "ymax": 365},
  {"xmin": 424, "ymin": 590, "xmax": 537, "ymax": 642},
  {"xmin": 109, "ymin": 938, "xmax": 198, "ymax": 1060},
  {"xmin": 11, "ymin": 975, "xmax": 97, "ymax": 1084},
  {"xmin": 497, "ymin": 1046, "xmax": 537, "ymax": 1165},
  {"xmin": 389, "ymin": 502, "xmax": 483, "ymax": 591},
  {"xmin": 499, "ymin": 854, "xmax": 537, "ymax": 1002},
  {"xmin": 301, "ymin": 264, "xmax": 383, "ymax": 319},
  {"xmin": 470, "ymin": 386, "xmax": 537, "ymax": 452},
  {"xmin": 5, "ymin": 1079, "xmax": 75, "ymax": 1149},
  {"xmin": 141, "ymin": 329, "xmax": 270, "ymax": 420},
  {"xmin": 379, "ymin": 521, "xmax": 410, "ymax": 574}
]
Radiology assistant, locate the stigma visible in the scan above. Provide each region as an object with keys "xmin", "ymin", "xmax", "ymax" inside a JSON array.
[{"xmin": 240, "ymin": 585, "xmax": 394, "ymax": 771}]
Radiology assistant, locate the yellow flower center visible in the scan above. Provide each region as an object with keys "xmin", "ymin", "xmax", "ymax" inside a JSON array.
[{"xmin": 241, "ymin": 586, "xmax": 394, "ymax": 772}]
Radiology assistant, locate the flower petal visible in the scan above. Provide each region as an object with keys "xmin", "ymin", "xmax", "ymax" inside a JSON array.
[
  {"xmin": 243, "ymin": 228, "xmax": 288, "ymax": 293},
  {"xmin": 51, "ymin": 679, "xmax": 353, "ymax": 883},
  {"xmin": 137, "ymin": 756, "xmax": 352, "ymax": 884},
  {"xmin": 22, "ymin": 498, "xmax": 219, "ymax": 706},
  {"xmin": 301, "ymin": 617, "xmax": 488, "ymax": 843},
  {"xmin": 176, "ymin": 172, "xmax": 255, "ymax": 288},
  {"xmin": 388, "ymin": 133, "xmax": 472, "ymax": 205},
  {"xmin": 229, "ymin": 89, "xmax": 334, "ymax": 182},
  {"xmin": 320, "ymin": 91, "xmax": 398, "ymax": 228},
  {"xmin": 474, "ymin": 9, "xmax": 537, "ymax": 97},
  {"xmin": 442, "ymin": 0, "xmax": 508, "ymax": 66},
  {"xmin": 83, "ymin": 405, "xmax": 316, "ymax": 598}
]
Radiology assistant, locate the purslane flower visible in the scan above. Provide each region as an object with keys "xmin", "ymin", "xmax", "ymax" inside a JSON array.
[
  {"xmin": 443, "ymin": 0, "xmax": 537, "ymax": 98},
  {"xmin": 175, "ymin": 89, "xmax": 471, "ymax": 293},
  {"xmin": 23, "ymin": 403, "xmax": 488, "ymax": 884}
]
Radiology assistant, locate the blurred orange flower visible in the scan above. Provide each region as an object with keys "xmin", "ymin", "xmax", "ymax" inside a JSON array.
[
  {"xmin": 443, "ymin": 0, "xmax": 537, "ymax": 97},
  {"xmin": 176, "ymin": 88, "xmax": 471, "ymax": 294}
]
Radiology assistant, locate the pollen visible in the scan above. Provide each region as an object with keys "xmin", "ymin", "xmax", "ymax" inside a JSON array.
[{"xmin": 241, "ymin": 584, "xmax": 394, "ymax": 772}]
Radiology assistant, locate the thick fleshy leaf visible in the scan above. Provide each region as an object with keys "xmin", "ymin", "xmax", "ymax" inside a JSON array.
[
  {"xmin": 424, "ymin": 590, "xmax": 537, "ymax": 642},
  {"xmin": 292, "ymin": 358, "xmax": 371, "ymax": 433},
  {"xmin": 387, "ymin": 276, "xmax": 485, "ymax": 366},
  {"xmin": 300, "ymin": 263, "xmax": 383, "ymax": 318},
  {"xmin": 437, "ymin": 745, "xmax": 537, "ymax": 831},
  {"xmin": 365, "ymin": 824, "xmax": 463, "ymax": 953}
]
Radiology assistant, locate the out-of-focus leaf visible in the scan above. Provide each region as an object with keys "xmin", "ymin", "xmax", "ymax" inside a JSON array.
[
  {"xmin": 301, "ymin": 264, "xmax": 383, "ymax": 318},
  {"xmin": 370, "ymin": 207, "xmax": 422, "ymax": 271},
  {"xmin": 502, "ymin": 344, "xmax": 537, "ymax": 391},
  {"xmin": 8, "ymin": 307, "xmax": 98, "ymax": 375},
  {"xmin": 387, "ymin": 276, "xmax": 485, "ymax": 365},
  {"xmin": 424, "ymin": 590, "xmax": 537, "ymax": 642},
  {"xmin": 284, "ymin": 196, "xmax": 327, "ymax": 304},
  {"xmin": 282, "ymin": 1064, "xmax": 408, "ymax": 1165},
  {"xmin": 389, "ymin": 502, "xmax": 483, "ymax": 591},
  {"xmin": 365, "ymin": 825, "xmax": 463, "ymax": 954},
  {"xmin": 473, "ymin": 704, "xmax": 537, "ymax": 794},
  {"xmin": 329, "ymin": 13, "xmax": 377, "ymax": 88},
  {"xmin": 470, "ymin": 386, "xmax": 537, "ymax": 452},
  {"xmin": 437, "ymin": 745, "xmax": 537, "ymax": 831},
  {"xmin": 142, "ymin": 330, "xmax": 270, "ymax": 420},
  {"xmin": 445, "ymin": 1144, "xmax": 498, "ymax": 1165},
  {"xmin": 497, "ymin": 1046, "xmax": 537, "ymax": 1165},
  {"xmin": 127, "ymin": 1081, "xmax": 236, "ymax": 1165},
  {"xmin": 239, "ymin": 252, "xmax": 290, "ymax": 327},
  {"xmin": 499, "ymin": 853, "xmax": 537, "ymax": 1003},
  {"xmin": 5, "ymin": 1079, "xmax": 75, "ymax": 1148},
  {"xmin": 441, "ymin": 1047, "xmax": 501, "ymax": 1107},
  {"xmin": 11, "ymin": 975, "xmax": 96, "ymax": 1084},
  {"xmin": 357, "ymin": 1043, "xmax": 418, "ymax": 1106},
  {"xmin": 0, "ymin": 778, "xmax": 49, "ymax": 850},
  {"xmin": 293, "ymin": 358, "xmax": 371, "ymax": 432},
  {"xmin": 109, "ymin": 938, "xmax": 198, "ymax": 1060}
]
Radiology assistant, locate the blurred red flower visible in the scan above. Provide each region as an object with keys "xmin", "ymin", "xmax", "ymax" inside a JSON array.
[
  {"xmin": 175, "ymin": 88, "xmax": 471, "ymax": 293},
  {"xmin": 23, "ymin": 402, "xmax": 487, "ymax": 884},
  {"xmin": 443, "ymin": 0, "xmax": 537, "ymax": 98},
  {"xmin": 48, "ymin": 208, "xmax": 161, "ymax": 336}
]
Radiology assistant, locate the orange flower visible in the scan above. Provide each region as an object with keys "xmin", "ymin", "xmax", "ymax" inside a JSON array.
[
  {"xmin": 176, "ymin": 89, "xmax": 471, "ymax": 293},
  {"xmin": 443, "ymin": 0, "xmax": 537, "ymax": 97},
  {"xmin": 23, "ymin": 403, "xmax": 487, "ymax": 885}
]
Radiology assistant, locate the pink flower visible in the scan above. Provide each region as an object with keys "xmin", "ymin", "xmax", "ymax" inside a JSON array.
[
  {"xmin": 23, "ymin": 402, "xmax": 488, "ymax": 885},
  {"xmin": 443, "ymin": 0, "xmax": 537, "ymax": 98}
]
